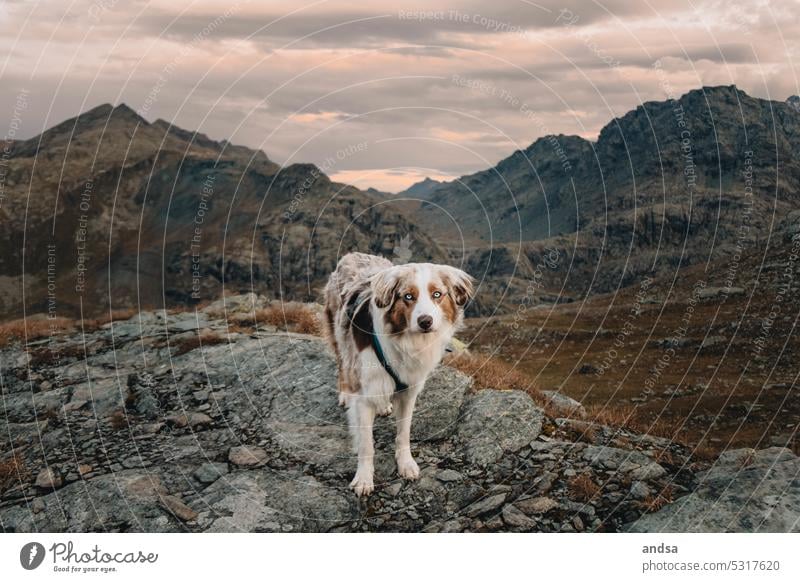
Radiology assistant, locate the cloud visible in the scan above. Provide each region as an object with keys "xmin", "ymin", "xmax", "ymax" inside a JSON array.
[{"xmin": 0, "ymin": 0, "xmax": 797, "ymax": 193}]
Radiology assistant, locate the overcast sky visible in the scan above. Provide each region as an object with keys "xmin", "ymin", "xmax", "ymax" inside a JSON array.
[{"xmin": 1, "ymin": 0, "xmax": 798, "ymax": 191}]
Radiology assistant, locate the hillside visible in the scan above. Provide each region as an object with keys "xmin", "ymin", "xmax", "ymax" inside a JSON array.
[
  {"xmin": 1, "ymin": 297, "xmax": 797, "ymax": 532},
  {"xmin": 413, "ymin": 86, "xmax": 800, "ymax": 301},
  {"xmin": 0, "ymin": 104, "xmax": 445, "ymax": 319}
]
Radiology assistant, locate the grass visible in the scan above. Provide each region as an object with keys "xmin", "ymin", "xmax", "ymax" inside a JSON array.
[
  {"xmin": 444, "ymin": 351, "xmax": 692, "ymax": 440},
  {"xmin": 172, "ymin": 329, "xmax": 227, "ymax": 356},
  {"xmin": 636, "ymin": 485, "xmax": 675, "ymax": 513},
  {"xmin": 0, "ymin": 317, "xmax": 74, "ymax": 348},
  {"xmin": 230, "ymin": 304, "xmax": 322, "ymax": 335},
  {"xmin": 567, "ymin": 473, "xmax": 601, "ymax": 502},
  {"xmin": 108, "ymin": 409, "xmax": 128, "ymax": 430},
  {"xmin": 0, "ymin": 309, "xmax": 139, "ymax": 349},
  {"xmin": 444, "ymin": 350, "xmax": 546, "ymax": 400},
  {"xmin": 0, "ymin": 453, "xmax": 29, "ymax": 494}
]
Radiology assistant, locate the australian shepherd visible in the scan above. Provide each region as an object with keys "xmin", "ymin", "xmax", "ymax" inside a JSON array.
[{"xmin": 323, "ymin": 252, "xmax": 475, "ymax": 496}]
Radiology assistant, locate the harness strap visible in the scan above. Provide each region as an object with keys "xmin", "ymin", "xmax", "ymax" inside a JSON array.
[{"xmin": 346, "ymin": 292, "xmax": 409, "ymax": 392}]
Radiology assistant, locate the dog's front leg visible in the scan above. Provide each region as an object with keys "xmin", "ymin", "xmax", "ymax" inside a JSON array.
[
  {"xmin": 393, "ymin": 388, "xmax": 420, "ymax": 480},
  {"xmin": 348, "ymin": 396, "xmax": 376, "ymax": 496}
]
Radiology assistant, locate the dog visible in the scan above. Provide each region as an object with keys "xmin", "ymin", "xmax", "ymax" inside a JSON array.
[{"xmin": 323, "ymin": 252, "xmax": 475, "ymax": 496}]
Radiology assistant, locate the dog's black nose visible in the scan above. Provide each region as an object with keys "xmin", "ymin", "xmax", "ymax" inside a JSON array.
[{"xmin": 417, "ymin": 315, "xmax": 433, "ymax": 330}]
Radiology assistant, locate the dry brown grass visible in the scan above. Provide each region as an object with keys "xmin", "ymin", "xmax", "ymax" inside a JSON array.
[
  {"xmin": 444, "ymin": 350, "xmax": 548, "ymax": 402},
  {"xmin": 232, "ymin": 304, "xmax": 322, "ymax": 335},
  {"xmin": 636, "ymin": 485, "xmax": 675, "ymax": 513},
  {"xmin": 83, "ymin": 308, "xmax": 138, "ymax": 330},
  {"xmin": 0, "ymin": 317, "xmax": 74, "ymax": 348},
  {"xmin": 0, "ymin": 453, "xmax": 30, "ymax": 494},
  {"xmin": 172, "ymin": 329, "xmax": 226, "ymax": 356},
  {"xmin": 0, "ymin": 309, "xmax": 138, "ymax": 349},
  {"xmin": 567, "ymin": 473, "xmax": 601, "ymax": 501},
  {"xmin": 108, "ymin": 409, "xmax": 129, "ymax": 430},
  {"xmin": 583, "ymin": 404, "xmax": 687, "ymax": 441}
]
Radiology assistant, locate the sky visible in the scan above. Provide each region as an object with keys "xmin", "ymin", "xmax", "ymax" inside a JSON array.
[{"xmin": 1, "ymin": 0, "xmax": 798, "ymax": 192}]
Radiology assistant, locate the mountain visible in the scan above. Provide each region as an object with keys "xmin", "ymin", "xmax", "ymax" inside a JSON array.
[
  {"xmin": 398, "ymin": 177, "xmax": 448, "ymax": 199},
  {"xmin": 0, "ymin": 104, "xmax": 445, "ymax": 319},
  {"xmin": 788, "ymin": 95, "xmax": 800, "ymax": 113},
  {"xmin": 3, "ymin": 86, "xmax": 797, "ymax": 319},
  {"xmin": 413, "ymin": 85, "xmax": 800, "ymax": 298}
]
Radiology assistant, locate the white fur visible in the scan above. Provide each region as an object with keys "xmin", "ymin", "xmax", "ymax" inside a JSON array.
[{"xmin": 324, "ymin": 256, "xmax": 473, "ymax": 497}]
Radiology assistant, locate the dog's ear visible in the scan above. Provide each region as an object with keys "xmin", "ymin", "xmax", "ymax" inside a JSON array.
[
  {"xmin": 439, "ymin": 266, "xmax": 475, "ymax": 307},
  {"xmin": 371, "ymin": 267, "xmax": 401, "ymax": 309}
]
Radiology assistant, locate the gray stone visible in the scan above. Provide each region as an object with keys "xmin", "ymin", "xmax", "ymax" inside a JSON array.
[
  {"xmin": 193, "ymin": 462, "xmax": 229, "ymax": 484},
  {"xmin": 516, "ymin": 496, "xmax": 558, "ymax": 515},
  {"xmin": 456, "ymin": 390, "xmax": 544, "ymax": 466},
  {"xmin": 435, "ymin": 469, "xmax": 464, "ymax": 482},
  {"xmin": 630, "ymin": 462, "xmax": 667, "ymax": 481},
  {"xmin": 412, "ymin": 366, "xmax": 471, "ymax": 441},
  {"xmin": 167, "ymin": 412, "xmax": 213, "ymax": 428},
  {"xmin": 630, "ymin": 481, "xmax": 651, "ymax": 500},
  {"xmin": 465, "ymin": 493, "xmax": 508, "ymax": 517},
  {"xmin": 198, "ymin": 471, "xmax": 353, "ymax": 532},
  {"xmin": 0, "ymin": 472, "xmax": 181, "ymax": 532},
  {"xmin": 583, "ymin": 445, "xmax": 649, "ymax": 471},
  {"xmin": 35, "ymin": 468, "xmax": 62, "ymax": 490},
  {"xmin": 502, "ymin": 504, "xmax": 536, "ymax": 528},
  {"xmin": 629, "ymin": 449, "xmax": 800, "ymax": 532},
  {"xmin": 228, "ymin": 446, "xmax": 268, "ymax": 466},
  {"xmin": 160, "ymin": 495, "xmax": 198, "ymax": 522},
  {"xmin": 698, "ymin": 286, "xmax": 745, "ymax": 300},
  {"xmin": 541, "ymin": 390, "xmax": 586, "ymax": 418}
]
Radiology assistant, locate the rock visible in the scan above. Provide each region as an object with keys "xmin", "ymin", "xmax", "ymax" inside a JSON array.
[
  {"xmin": 31, "ymin": 498, "xmax": 46, "ymax": 513},
  {"xmin": 582, "ymin": 445, "xmax": 649, "ymax": 471},
  {"xmin": 516, "ymin": 496, "xmax": 558, "ymax": 515},
  {"xmin": 35, "ymin": 468, "xmax": 62, "ymax": 489},
  {"xmin": 67, "ymin": 379, "xmax": 123, "ymax": 416},
  {"xmin": 701, "ymin": 335, "xmax": 727, "ymax": 349},
  {"xmin": 435, "ymin": 469, "xmax": 464, "ymax": 482},
  {"xmin": 532, "ymin": 471, "xmax": 557, "ymax": 495},
  {"xmin": 193, "ymin": 462, "xmax": 229, "ymax": 484},
  {"xmin": 630, "ymin": 481, "xmax": 651, "ymax": 500},
  {"xmin": 167, "ymin": 412, "xmax": 213, "ymax": 428},
  {"xmin": 698, "ymin": 286, "xmax": 745, "ymax": 300},
  {"xmin": 628, "ymin": 448, "xmax": 800, "ymax": 532},
  {"xmin": 160, "ymin": 495, "xmax": 198, "ymax": 522},
  {"xmin": 465, "ymin": 493, "xmax": 507, "ymax": 518},
  {"xmin": 501, "ymin": 504, "xmax": 536, "ymax": 529},
  {"xmin": 412, "ymin": 366, "xmax": 472, "ymax": 441},
  {"xmin": 228, "ymin": 446, "xmax": 267, "ymax": 466},
  {"xmin": 199, "ymin": 471, "xmax": 353, "ymax": 532},
  {"xmin": 456, "ymin": 390, "xmax": 544, "ymax": 466},
  {"xmin": 384, "ymin": 482, "xmax": 403, "ymax": 497},
  {"xmin": 202, "ymin": 293, "xmax": 269, "ymax": 315},
  {"xmin": 630, "ymin": 462, "xmax": 667, "ymax": 481},
  {"xmin": 0, "ymin": 471, "xmax": 181, "ymax": 532},
  {"xmin": 541, "ymin": 390, "xmax": 587, "ymax": 418}
]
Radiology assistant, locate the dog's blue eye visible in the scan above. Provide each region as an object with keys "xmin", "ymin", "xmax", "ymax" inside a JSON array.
[
  {"xmin": 404, "ymin": 293, "xmax": 414, "ymax": 301},
  {"xmin": 432, "ymin": 291, "xmax": 442, "ymax": 298}
]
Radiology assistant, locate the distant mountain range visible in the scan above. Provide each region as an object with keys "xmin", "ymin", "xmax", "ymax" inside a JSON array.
[
  {"xmin": 1, "ymin": 86, "xmax": 798, "ymax": 319},
  {"xmin": 0, "ymin": 104, "xmax": 443, "ymax": 318},
  {"xmin": 403, "ymin": 87, "xmax": 800, "ymax": 303}
]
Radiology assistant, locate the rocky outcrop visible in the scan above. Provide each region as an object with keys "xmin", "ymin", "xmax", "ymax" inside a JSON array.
[
  {"xmin": 1, "ymin": 301, "xmax": 795, "ymax": 532},
  {"xmin": 628, "ymin": 447, "xmax": 800, "ymax": 532}
]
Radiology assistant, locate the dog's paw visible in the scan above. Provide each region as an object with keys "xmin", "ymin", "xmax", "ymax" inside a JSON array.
[
  {"xmin": 349, "ymin": 473, "xmax": 375, "ymax": 497},
  {"xmin": 377, "ymin": 402, "xmax": 393, "ymax": 417},
  {"xmin": 396, "ymin": 456, "xmax": 420, "ymax": 481},
  {"xmin": 338, "ymin": 392, "xmax": 350, "ymax": 408}
]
